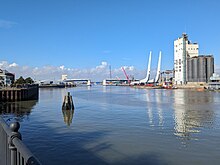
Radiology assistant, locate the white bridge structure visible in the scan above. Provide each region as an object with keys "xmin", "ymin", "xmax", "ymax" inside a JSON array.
[
  {"xmin": 62, "ymin": 75, "xmax": 91, "ymax": 86},
  {"xmin": 130, "ymin": 51, "xmax": 162, "ymax": 85}
]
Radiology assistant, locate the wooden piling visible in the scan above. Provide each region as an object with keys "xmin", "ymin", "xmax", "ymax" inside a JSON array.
[{"xmin": 62, "ymin": 92, "xmax": 74, "ymax": 110}]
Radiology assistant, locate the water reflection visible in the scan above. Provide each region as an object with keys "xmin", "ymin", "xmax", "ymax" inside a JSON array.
[
  {"xmin": 62, "ymin": 109, "xmax": 74, "ymax": 126},
  {"xmin": 155, "ymin": 91, "xmax": 163, "ymax": 126},
  {"xmin": 12, "ymin": 87, "xmax": 220, "ymax": 165},
  {"xmin": 141, "ymin": 89, "xmax": 215, "ymax": 141},
  {"xmin": 144, "ymin": 90, "xmax": 154, "ymax": 126},
  {"xmin": 0, "ymin": 100, "xmax": 38, "ymax": 121},
  {"xmin": 141, "ymin": 89, "xmax": 166, "ymax": 127},
  {"xmin": 173, "ymin": 90, "xmax": 215, "ymax": 139}
]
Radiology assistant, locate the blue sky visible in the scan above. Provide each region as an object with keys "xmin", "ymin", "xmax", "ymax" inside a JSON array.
[{"xmin": 0, "ymin": 0, "xmax": 220, "ymax": 80}]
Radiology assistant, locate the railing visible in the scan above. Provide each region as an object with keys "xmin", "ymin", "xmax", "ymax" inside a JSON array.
[{"xmin": 0, "ymin": 117, "xmax": 42, "ymax": 165}]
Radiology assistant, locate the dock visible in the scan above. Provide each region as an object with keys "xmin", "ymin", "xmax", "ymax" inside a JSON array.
[{"xmin": 0, "ymin": 84, "xmax": 39, "ymax": 102}]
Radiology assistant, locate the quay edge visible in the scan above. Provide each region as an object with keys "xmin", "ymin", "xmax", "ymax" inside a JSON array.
[{"xmin": 0, "ymin": 84, "xmax": 39, "ymax": 102}]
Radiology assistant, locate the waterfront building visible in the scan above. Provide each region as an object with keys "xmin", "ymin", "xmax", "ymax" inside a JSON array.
[
  {"xmin": 174, "ymin": 33, "xmax": 199, "ymax": 85},
  {"xmin": 208, "ymin": 73, "xmax": 220, "ymax": 90},
  {"xmin": 0, "ymin": 69, "xmax": 15, "ymax": 87},
  {"xmin": 174, "ymin": 33, "xmax": 215, "ymax": 84}
]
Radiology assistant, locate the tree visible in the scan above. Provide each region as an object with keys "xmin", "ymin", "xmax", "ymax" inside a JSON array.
[
  {"xmin": 0, "ymin": 77, "xmax": 4, "ymax": 87},
  {"xmin": 14, "ymin": 76, "xmax": 25, "ymax": 84},
  {"xmin": 25, "ymin": 77, "xmax": 34, "ymax": 84}
]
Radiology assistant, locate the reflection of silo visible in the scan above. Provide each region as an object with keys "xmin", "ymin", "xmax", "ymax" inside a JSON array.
[
  {"xmin": 206, "ymin": 55, "xmax": 214, "ymax": 82},
  {"xmin": 198, "ymin": 56, "xmax": 206, "ymax": 82},
  {"xmin": 187, "ymin": 58, "xmax": 193, "ymax": 82},
  {"xmin": 192, "ymin": 57, "xmax": 198, "ymax": 82},
  {"xmin": 173, "ymin": 90, "xmax": 214, "ymax": 139}
]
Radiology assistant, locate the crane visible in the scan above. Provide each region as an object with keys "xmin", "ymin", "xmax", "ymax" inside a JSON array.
[{"xmin": 121, "ymin": 67, "xmax": 130, "ymax": 84}]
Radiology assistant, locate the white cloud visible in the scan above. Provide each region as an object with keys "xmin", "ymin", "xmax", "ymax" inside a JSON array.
[
  {"xmin": 9, "ymin": 63, "xmax": 18, "ymax": 67},
  {"xmin": 0, "ymin": 61, "xmax": 9, "ymax": 68},
  {"xmin": 0, "ymin": 60, "xmax": 148, "ymax": 81},
  {"xmin": 122, "ymin": 66, "xmax": 135, "ymax": 71},
  {"xmin": 215, "ymin": 64, "xmax": 220, "ymax": 74},
  {"xmin": 59, "ymin": 65, "xmax": 65, "ymax": 70},
  {"xmin": 0, "ymin": 19, "xmax": 17, "ymax": 29},
  {"xmin": 96, "ymin": 61, "xmax": 108, "ymax": 69}
]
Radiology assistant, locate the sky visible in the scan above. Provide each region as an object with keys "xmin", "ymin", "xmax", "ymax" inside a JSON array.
[{"xmin": 0, "ymin": 0, "xmax": 220, "ymax": 81}]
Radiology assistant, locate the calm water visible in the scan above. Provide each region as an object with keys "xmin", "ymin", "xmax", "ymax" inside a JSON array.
[{"xmin": 1, "ymin": 86, "xmax": 220, "ymax": 165}]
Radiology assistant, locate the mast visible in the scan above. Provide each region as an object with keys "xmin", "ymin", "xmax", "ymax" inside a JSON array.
[{"xmin": 109, "ymin": 65, "xmax": 112, "ymax": 79}]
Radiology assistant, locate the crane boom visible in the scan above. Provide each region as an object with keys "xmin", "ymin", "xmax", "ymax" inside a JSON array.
[{"xmin": 122, "ymin": 67, "xmax": 130, "ymax": 84}]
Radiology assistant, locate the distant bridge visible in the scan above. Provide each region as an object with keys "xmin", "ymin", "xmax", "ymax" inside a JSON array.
[
  {"xmin": 63, "ymin": 79, "xmax": 91, "ymax": 86},
  {"xmin": 61, "ymin": 75, "xmax": 91, "ymax": 86}
]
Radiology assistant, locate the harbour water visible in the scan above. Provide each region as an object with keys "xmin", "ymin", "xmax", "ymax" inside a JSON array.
[{"xmin": 1, "ymin": 86, "xmax": 220, "ymax": 165}]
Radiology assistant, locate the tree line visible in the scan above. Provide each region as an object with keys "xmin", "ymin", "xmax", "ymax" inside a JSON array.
[{"xmin": 13, "ymin": 76, "xmax": 34, "ymax": 85}]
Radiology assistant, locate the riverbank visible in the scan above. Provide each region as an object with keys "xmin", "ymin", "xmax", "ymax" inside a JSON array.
[
  {"xmin": 131, "ymin": 82, "xmax": 209, "ymax": 90},
  {"xmin": 39, "ymin": 84, "xmax": 76, "ymax": 88},
  {"xmin": 174, "ymin": 83, "xmax": 208, "ymax": 89}
]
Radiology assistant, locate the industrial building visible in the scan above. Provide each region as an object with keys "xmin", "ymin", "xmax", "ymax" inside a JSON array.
[
  {"xmin": 174, "ymin": 33, "xmax": 214, "ymax": 84},
  {"xmin": 174, "ymin": 33, "xmax": 199, "ymax": 84},
  {"xmin": 187, "ymin": 55, "xmax": 214, "ymax": 83}
]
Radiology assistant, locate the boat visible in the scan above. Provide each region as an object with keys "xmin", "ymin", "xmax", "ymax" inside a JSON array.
[{"xmin": 162, "ymin": 81, "xmax": 177, "ymax": 89}]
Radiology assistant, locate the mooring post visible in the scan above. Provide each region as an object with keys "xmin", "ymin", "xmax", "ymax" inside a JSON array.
[{"xmin": 62, "ymin": 92, "xmax": 74, "ymax": 110}]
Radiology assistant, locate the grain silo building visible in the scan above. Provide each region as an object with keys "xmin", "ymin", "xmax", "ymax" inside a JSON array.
[{"xmin": 187, "ymin": 55, "xmax": 214, "ymax": 83}]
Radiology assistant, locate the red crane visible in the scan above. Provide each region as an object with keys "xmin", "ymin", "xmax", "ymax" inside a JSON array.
[{"xmin": 121, "ymin": 67, "xmax": 130, "ymax": 84}]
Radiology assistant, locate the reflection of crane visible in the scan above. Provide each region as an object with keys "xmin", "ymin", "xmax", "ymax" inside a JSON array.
[{"xmin": 121, "ymin": 67, "xmax": 130, "ymax": 84}]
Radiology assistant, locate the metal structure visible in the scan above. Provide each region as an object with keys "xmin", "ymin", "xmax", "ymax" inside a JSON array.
[
  {"xmin": 139, "ymin": 51, "xmax": 152, "ymax": 84},
  {"xmin": 130, "ymin": 51, "xmax": 152, "ymax": 85},
  {"xmin": 130, "ymin": 51, "xmax": 162, "ymax": 85},
  {"xmin": 154, "ymin": 51, "xmax": 162, "ymax": 83},
  {"xmin": 121, "ymin": 67, "xmax": 130, "ymax": 84},
  {"xmin": 109, "ymin": 65, "xmax": 112, "ymax": 79},
  {"xmin": 0, "ymin": 117, "xmax": 41, "ymax": 165},
  {"xmin": 63, "ymin": 79, "xmax": 91, "ymax": 86}
]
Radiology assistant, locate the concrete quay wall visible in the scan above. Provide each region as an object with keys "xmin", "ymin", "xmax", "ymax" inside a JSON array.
[
  {"xmin": 175, "ymin": 82, "xmax": 208, "ymax": 89},
  {"xmin": 0, "ymin": 84, "xmax": 39, "ymax": 102}
]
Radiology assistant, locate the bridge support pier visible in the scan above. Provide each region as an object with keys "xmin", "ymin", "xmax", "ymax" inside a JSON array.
[{"xmin": 87, "ymin": 80, "xmax": 91, "ymax": 86}]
